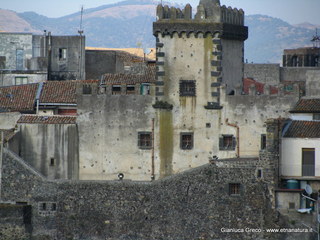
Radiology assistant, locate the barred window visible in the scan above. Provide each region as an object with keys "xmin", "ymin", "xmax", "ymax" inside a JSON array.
[
  {"xmin": 180, "ymin": 80, "xmax": 196, "ymax": 96},
  {"xmin": 138, "ymin": 132, "xmax": 152, "ymax": 149},
  {"xmin": 181, "ymin": 133, "xmax": 193, "ymax": 150},
  {"xmin": 229, "ymin": 183, "xmax": 241, "ymax": 195},
  {"xmin": 219, "ymin": 135, "xmax": 236, "ymax": 150}
]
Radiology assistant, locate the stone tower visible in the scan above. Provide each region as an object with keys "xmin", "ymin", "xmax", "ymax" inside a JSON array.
[{"xmin": 152, "ymin": 0, "xmax": 248, "ymax": 178}]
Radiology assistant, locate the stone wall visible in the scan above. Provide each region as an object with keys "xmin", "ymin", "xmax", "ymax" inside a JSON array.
[
  {"xmin": 2, "ymin": 147, "xmax": 309, "ymax": 240},
  {"xmin": 244, "ymin": 64, "xmax": 280, "ymax": 85}
]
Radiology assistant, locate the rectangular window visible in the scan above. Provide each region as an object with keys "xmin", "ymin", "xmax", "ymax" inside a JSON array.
[
  {"xmin": 261, "ymin": 134, "xmax": 266, "ymax": 150},
  {"xmin": 313, "ymin": 113, "xmax": 320, "ymax": 120},
  {"xmin": 15, "ymin": 77, "xmax": 28, "ymax": 85},
  {"xmin": 302, "ymin": 148, "xmax": 315, "ymax": 176},
  {"xmin": 180, "ymin": 80, "xmax": 196, "ymax": 96},
  {"xmin": 138, "ymin": 132, "xmax": 152, "ymax": 149},
  {"xmin": 180, "ymin": 133, "xmax": 193, "ymax": 150},
  {"xmin": 219, "ymin": 135, "xmax": 236, "ymax": 150},
  {"xmin": 50, "ymin": 158, "xmax": 55, "ymax": 166},
  {"xmin": 16, "ymin": 49, "xmax": 24, "ymax": 70},
  {"xmin": 82, "ymin": 85, "xmax": 92, "ymax": 95},
  {"xmin": 59, "ymin": 48, "xmax": 67, "ymax": 60},
  {"xmin": 112, "ymin": 85, "xmax": 121, "ymax": 95},
  {"xmin": 229, "ymin": 183, "xmax": 241, "ymax": 195},
  {"xmin": 126, "ymin": 85, "xmax": 135, "ymax": 95},
  {"xmin": 140, "ymin": 83, "xmax": 150, "ymax": 95}
]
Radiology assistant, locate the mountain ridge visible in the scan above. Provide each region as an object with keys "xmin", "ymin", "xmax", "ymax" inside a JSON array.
[{"xmin": 0, "ymin": 0, "xmax": 318, "ymax": 63}]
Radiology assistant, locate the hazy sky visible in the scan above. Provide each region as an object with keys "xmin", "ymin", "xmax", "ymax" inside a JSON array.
[{"xmin": 1, "ymin": 0, "xmax": 319, "ymax": 25}]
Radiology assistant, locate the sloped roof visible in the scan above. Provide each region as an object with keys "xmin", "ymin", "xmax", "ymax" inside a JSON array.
[
  {"xmin": 290, "ymin": 99, "xmax": 320, "ymax": 113},
  {"xmin": 40, "ymin": 81, "xmax": 78, "ymax": 104},
  {"xmin": 18, "ymin": 115, "xmax": 76, "ymax": 124},
  {"xmin": 283, "ymin": 121, "xmax": 320, "ymax": 138},
  {"xmin": 0, "ymin": 84, "xmax": 38, "ymax": 112},
  {"xmin": 0, "ymin": 80, "xmax": 100, "ymax": 112},
  {"xmin": 102, "ymin": 64, "xmax": 156, "ymax": 85}
]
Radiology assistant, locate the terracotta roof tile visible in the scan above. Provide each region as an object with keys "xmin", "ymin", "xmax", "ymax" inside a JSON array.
[
  {"xmin": 0, "ymin": 84, "xmax": 38, "ymax": 112},
  {"xmin": 40, "ymin": 81, "xmax": 77, "ymax": 104},
  {"xmin": 18, "ymin": 115, "xmax": 76, "ymax": 124},
  {"xmin": 290, "ymin": 99, "xmax": 320, "ymax": 113},
  {"xmin": 284, "ymin": 121, "xmax": 320, "ymax": 138},
  {"xmin": 102, "ymin": 65, "xmax": 156, "ymax": 85}
]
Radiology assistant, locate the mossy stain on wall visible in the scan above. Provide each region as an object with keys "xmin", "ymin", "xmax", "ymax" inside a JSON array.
[{"xmin": 159, "ymin": 110, "xmax": 173, "ymax": 178}]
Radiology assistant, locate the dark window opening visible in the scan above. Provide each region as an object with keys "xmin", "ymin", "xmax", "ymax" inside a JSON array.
[
  {"xmin": 261, "ymin": 134, "xmax": 266, "ymax": 150},
  {"xmin": 138, "ymin": 132, "xmax": 152, "ymax": 149},
  {"xmin": 126, "ymin": 85, "xmax": 135, "ymax": 95},
  {"xmin": 289, "ymin": 202, "xmax": 295, "ymax": 209},
  {"xmin": 292, "ymin": 56, "xmax": 298, "ymax": 67},
  {"xmin": 41, "ymin": 203, "xmax": 46, "ymax": 211},
  {"xmin": 315, "ymin": 56, "xmax": 319, "ymax": 67},
  {"xmin": 302, "ymin": 148, "xmax": 315, "ymax": 176},
  {"xmin": 82, "ymin": 85, "xmax": 92, "ymax": 95},
  {"xmin": 257, "ymin": 169, "xmax": 263, "ymax": 178},
  {"xmin": 51, "ymin": 203, "xmax": 57, "ymax": 211},
  {"xmin": 112, "ymin": 85, "xmax": 121, "ymax": 95},
  {"xmin": 59, "ymin": 48, "xmax": 67, "ymax": 60},
  {"xmin": 180, "ymin": 80, "xmax": 196, "ymax": 96},
  {"xmin": 206, "ymin": 123, "xmax": 211, "ymax": 128},
  {"xmin": 229, "ymin": 183, "xmax": 241, "ymax": 195},
  {"xmin": 313, "ymin": 113, "xmax": 320, "ymax": 120},
  {"xmin": 219, "ymin": 135, "xmax": 236, "ymax": 150},
  {"xmin": 181, "ymin": 133, "xmax": 193, "ymax": 150},
  {"xmin": 50, "ymin": 158, "xmax": 55, "ymax": 166}
]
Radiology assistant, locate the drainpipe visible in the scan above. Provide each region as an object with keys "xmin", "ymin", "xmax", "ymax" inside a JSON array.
[
  {"xmin": 47, "ymin": 32, "xmax": 52, "ymax": 80},
  {"xmin": 0, "ymin": 131, "xmax": 3, "ymax": 201},
  {"xmin": 225, "ymin": 118, "xmax": 240, "ymax": 158},
  {"xmin": 43, "ymin": 30, "xmax": 47, "ymax": 57},
  {"xmin": 151, "ymin": 118, "xmax": 155, "ymax": 180}
]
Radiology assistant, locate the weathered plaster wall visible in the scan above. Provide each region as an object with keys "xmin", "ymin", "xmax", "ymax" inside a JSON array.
[
  {"xmin": 221, "ymin": 89, "xmax": 299, "ymax": 158},
  {"xmin": 244, "ymin": 64, "xmax": 280, "ymax": 85},
  {"xmin": 1, "ymin": 149, "xmax": 304, "ymax": 240},
  {"xmin": 221, "ymin": 39, "xmax": 244, "ymax": 92},
  {"xmin": 11, "ymin": 123, "xmax": 79, "ymax": 180},
  {"xmin": 155, "ymin": 33, "xmax": 222, "ymax": 176},
  {"xmin": 48, "ymin": 36, "xmax": 85, "ymax": 80},
  {"xmin": 85, "ymin": 50, "xmax": 116, "ymax": 79},
  {"xmin": 306, "ymin": 69, "xmax": 320, "ymax": 97},
  {"xmin": 0, "ymin": 71, "xmax": 46, "ymax": 86},
  {"xmin": 280, "ymin": 67, "xmax": 320, "ymax": 82},
  {"xmin": 0, "ymin": 33, "xmax": 33, "ymax": 70},
  {"xmin": 281, "ymin": 138, "xmax": 320, "ymax": 177},
  {"xmin": 77, "ymin": 89, "xmax": 155, "ymax": 181}
]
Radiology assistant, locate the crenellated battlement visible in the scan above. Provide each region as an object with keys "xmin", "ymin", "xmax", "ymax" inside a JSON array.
[
  {"xmin": 154, "ymin": 1, "xmax": 247, "ymax": 40},
  {"xmin": 220, "ymin": 5, "xmax": 244, "ymax": 26},
  {"xmin": 156, "ymin": 1, "xmax": 244, "ymax": 26}
]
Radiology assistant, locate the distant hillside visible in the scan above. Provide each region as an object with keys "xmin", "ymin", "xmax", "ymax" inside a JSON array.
[
  {"xmin": 245, "ymin": 15, "xmax": 316, "ymax": 63},
  {"xmin": 0, "ymin": 0, "xmax": 318, "ymax": 63}
]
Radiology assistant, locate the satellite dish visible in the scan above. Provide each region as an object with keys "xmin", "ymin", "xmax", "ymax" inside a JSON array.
[{"xmin": 305, "ymin": 184, "xmax": 313, "ymax": 195}]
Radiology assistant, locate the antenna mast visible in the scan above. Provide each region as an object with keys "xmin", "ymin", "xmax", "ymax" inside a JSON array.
[
  {"xmin": 311, "ymin": 28, "xmax": 320, "ymax": 48},
  {"xmin": 78, "ymin": 5, "xmax": 84, "ymax": 35}
]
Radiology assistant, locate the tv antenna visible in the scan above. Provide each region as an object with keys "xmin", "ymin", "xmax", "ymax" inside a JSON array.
[
  {"xmin": 78, "ymin": 5, "xmax": 84, "ymax": 35},
  {"xmin": 311, "ymin": 28, "xmax": 320, "ymax": 48}
]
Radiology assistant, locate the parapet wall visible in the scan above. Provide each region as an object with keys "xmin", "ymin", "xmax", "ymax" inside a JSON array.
[
  {"xmin": 1, "ymin": 148, "xmax": 297, "ymax": 240},
  {"xmin": 156, "ymin": 3, "xmax": 244, "ymax": 26},
  {"xmin": 154, "ymin": 2, "xmax": 247, "ymax": 40}
]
